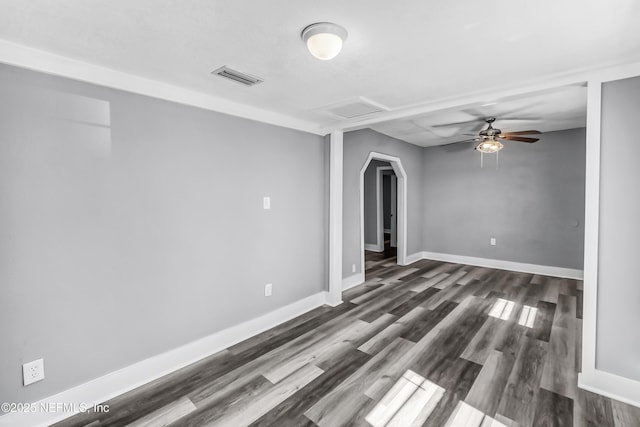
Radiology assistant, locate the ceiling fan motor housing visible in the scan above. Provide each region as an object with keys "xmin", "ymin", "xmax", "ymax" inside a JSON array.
[{"xmin": 479, "ymin": 118, "xmax": 501, "ymax": 137}]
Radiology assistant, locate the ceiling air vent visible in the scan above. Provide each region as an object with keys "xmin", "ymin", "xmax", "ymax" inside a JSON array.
[
  {"xmin": 211, "ymin": 66, "xmax": 263, "ymax": 87},
  {"xmin": 319, "ymin": 97, "xmax": 389, "ymax": 119}
]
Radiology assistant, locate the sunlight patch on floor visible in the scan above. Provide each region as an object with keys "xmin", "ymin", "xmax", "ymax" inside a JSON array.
[
  {"xmin": 488, "ymin": 298, "xmax": 515, "ymax": 320},
  {"xmin": 444, "ymin": 401, "xmax": 508, "ymax": 427},
  {"xmin": 365, "ymin": 369, "xmax": 445, "ymax": 426},
  {"xmin": 518, "ymin": 305, "xmax": 538, "ymax": 328}
]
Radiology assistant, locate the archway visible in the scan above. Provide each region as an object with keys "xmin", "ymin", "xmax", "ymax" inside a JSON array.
[{"xmin": 359, "ymin": 152, "xmax": 408, "ymax": 277}]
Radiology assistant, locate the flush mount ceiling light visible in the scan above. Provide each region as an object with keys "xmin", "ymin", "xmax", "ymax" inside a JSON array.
[{"xmin": 301, "ymin": 22, "xmax": 348, "ymax": 60}]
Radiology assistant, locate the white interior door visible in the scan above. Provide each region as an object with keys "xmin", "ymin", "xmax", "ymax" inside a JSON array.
[{"xmin": 390, "ymin": 174, "xmax": 397, "ymax": 247}]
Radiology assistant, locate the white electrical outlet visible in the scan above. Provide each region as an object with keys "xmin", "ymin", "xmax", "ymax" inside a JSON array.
[
  {"xmin": 490, "ymin": 237, "xmax": 497, "ymax": 246},
  {"xmin": 263, "ymin": 197, "xmax": 271, "ymax": 210},
  {"xmin": 264, "ymin": 283, "xmax": 273, "ymax": 297},
  {"xmin": 23, "ymin": 358, "xmax": 45, "ymax": 386},
  {"xmin": 352, "ymin": 264, "xmax": 356, "ymax": 273}
]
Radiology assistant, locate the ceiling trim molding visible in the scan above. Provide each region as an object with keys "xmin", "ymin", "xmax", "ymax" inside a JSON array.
[
  {"xmin": 2, "ymin": 38, "xmax": 638, "ymax": 139},
  {"xmin": 0, "ymin": 39, "xmax": 324, "ymax": 136},
  {"xmin": 323, "ymin": 59, "xmax": 640, "ymax": 134}
]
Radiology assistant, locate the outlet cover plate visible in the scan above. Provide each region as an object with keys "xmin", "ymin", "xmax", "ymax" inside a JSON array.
[
  {"xmin": 265, "ymin": 283, "xmax": 273, "ymax": 297},
  {"xmin": 23, "ymin": 358, "xmax": 45, "ymax": 386}
]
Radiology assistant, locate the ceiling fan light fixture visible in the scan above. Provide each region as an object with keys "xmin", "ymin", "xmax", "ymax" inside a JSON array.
[
  {"xmin": 476, "ymin": 137, "xmax": 504, "ymax": 154},
  {"xmin": 302, "ymin": 22, "xmax": 348, "ymax": 60}
]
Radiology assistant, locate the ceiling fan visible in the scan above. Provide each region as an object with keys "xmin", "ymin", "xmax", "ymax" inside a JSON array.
[{"xmin": 454, "ymin": 117, "xmax": 541, "ymax": 153}]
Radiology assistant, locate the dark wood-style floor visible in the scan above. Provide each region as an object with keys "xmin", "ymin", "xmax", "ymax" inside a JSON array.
[{"xmin": 55, "ymin": 249, "xmax": 640, "ymax": 426}]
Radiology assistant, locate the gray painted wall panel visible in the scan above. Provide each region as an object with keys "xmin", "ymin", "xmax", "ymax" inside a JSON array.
[
  {"xmin": 421, "ymin": 128, "xmax": 585, "ymax": 269},
  {"xmin": 0, "ymin": 65, "xmax": 327, "ymax": 403},
  {"xmin": 596, "ymin": 75, "xmax": 640, "ymax": 381}
]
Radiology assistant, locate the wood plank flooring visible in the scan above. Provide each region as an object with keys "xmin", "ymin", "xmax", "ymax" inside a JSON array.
[{"xmin": 54, "ymin": 252, "xmax": 640, "ymax": 427}]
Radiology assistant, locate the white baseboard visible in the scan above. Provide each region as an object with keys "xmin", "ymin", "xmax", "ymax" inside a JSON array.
[
  {"xmin": 579, "ymin": 369, "xmax": 640, "ymax": 409},
  {"xmin": 342, "ymin": 272, "xmax": 365, "ymax": 290},
  {"xmin": 364, "ymin": 243, "xmax": 383, "ymax": 252},
  {"xmin": 0, "ymin": 292, "xmax": 331, "ymax": 427},
  {"xmin": 418, "ymin": 251, "xmax": 584, "ymax": 280},
  {"xmin": 403, "ymin": 252, "xmax": 424, "ymax": 265},
  {"xmin": 324, "ymin": 297, "xmax": 344, "ymax": 307}
]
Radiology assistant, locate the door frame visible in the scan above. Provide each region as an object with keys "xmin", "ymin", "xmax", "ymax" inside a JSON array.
[
  {"xmin": 359, "ymin": 152, "xmax": 408, "ymax": 276},
  {"xmin": 370, "ymin": 166, "xmax": 393, "ymax": 252},
  {"xmin": 390, "ymin": 173, "xmax": 397, "ymax": 247}
]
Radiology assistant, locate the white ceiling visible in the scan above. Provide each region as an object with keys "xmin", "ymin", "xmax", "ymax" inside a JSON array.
[
  {"xmin": 371, "ymin": 84, "xmax": 587, "ymax": 147},
  {"xmin": 0, "ymin": 1, "xmax": 638, "ymax": 145}
]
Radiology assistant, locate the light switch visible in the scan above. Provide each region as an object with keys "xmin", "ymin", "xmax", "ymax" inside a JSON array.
[{"xmin": 263, "ymin": 197, "xmax": 271, "ymax": 210}]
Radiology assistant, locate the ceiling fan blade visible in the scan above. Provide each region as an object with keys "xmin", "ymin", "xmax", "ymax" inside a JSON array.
[
  {"xmin": 498, "ymin": 135, "xmax": 539, "ymax": 143},
  {"xmin": 494, "ymin": 117, "xmax": 541, "ymax": 122},
  {"xmin": 502, "ymin": 130, "xmax": 541, "ymax": 135},
  {"xmin": 440, "ymin": 138, "xmax": 480, "ymax": 146},
  {"xmin": 430, "ymin": 120, "xmax": 479, "ymax": 128}
]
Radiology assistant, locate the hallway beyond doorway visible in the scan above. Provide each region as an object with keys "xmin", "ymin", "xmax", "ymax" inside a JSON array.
[{"xmin": 365, "ymin": 233, "xmax": 397, "ymax": 280}]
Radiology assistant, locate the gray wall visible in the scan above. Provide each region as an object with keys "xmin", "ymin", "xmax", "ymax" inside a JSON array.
[
  {"xmin": 0, "ymin": 64, "xmax": 327, "ymax": 403},
  {"xmin": 421, "ymin": 128, "xmax": 586, "ymax": 269},
  {"xmin": 596, "ymin": 75, "xmax": 640, "ymax": 381},
  {"xmin": 343, "ymin": 129, "xmax": 424, "ymax": 277},
  {"xmin": 363, "ymin": 160, "xmax": 390, "ymax": 245}
]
